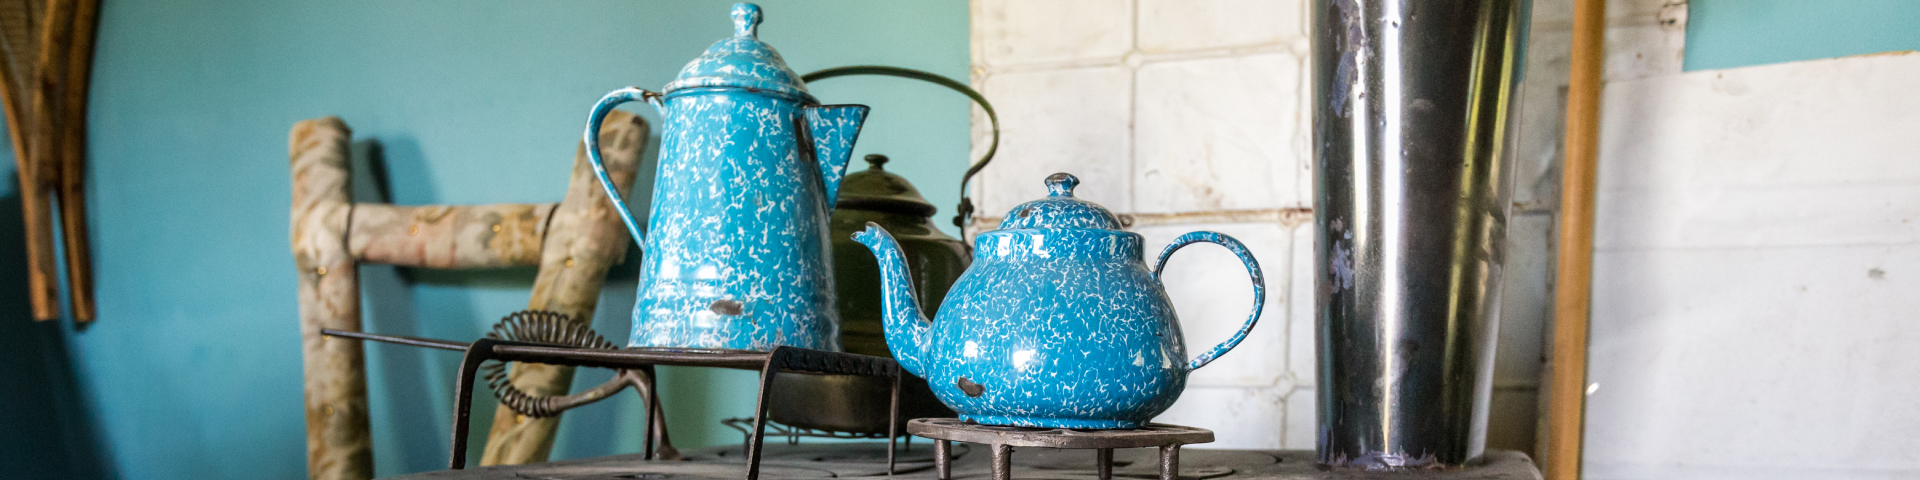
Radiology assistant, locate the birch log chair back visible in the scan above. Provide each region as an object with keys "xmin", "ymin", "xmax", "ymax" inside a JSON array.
[{"xmin": 289, "ymin": 111, "xmax": 651, "ymax": 480}]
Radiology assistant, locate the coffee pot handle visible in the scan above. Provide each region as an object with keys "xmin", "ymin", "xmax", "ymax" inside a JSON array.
[
  {"xmin": 1153, "ymin": 231, "xmax": 1266, "ymax": 371},
  {"xmin": 583, "ymin": 87, "xmax": 663, "ymax": 245}
]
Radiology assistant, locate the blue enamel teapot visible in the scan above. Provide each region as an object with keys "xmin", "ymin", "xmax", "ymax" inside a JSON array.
[
  {"xmin": 854, "ymin": 173, "xmax": 1267, "ymax": 429},
  {"xmin": 584, "ymin": 3, "xmax": 868, "ymax": 351}
]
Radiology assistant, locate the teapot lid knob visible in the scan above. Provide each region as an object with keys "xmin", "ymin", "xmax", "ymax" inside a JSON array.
[
  {"xmin": 865, "ymin": 154, "xmax": 889, "ymax": 170},
  {"xmin": 732, "ymin": 3, "xmax": 762, "ymax": 38},
  {"xmin": 1044, "ymin": 172, "xmax": 1079, "ymax": 197}
]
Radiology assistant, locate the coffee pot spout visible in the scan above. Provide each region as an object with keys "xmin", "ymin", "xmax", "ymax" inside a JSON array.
[
  {"xmin": 803, "ymin": 105, "xmax": 870, "ymax": 206},
  {"xmin": 852, "ymin": 223, "xmax": 933, "ymax": 377}
]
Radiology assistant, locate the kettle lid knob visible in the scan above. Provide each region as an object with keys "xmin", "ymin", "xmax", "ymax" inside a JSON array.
[
  {"xmin": 994, "ymin": 172, "xmax": 1120, "ymax": 231},
  {"xmin": 1045, "ymin": 172, "xmax": 1079, "ymax": 197},
  {"xmin": 732, "ymin": 3, "xmax": 762, "ymax": 38}
]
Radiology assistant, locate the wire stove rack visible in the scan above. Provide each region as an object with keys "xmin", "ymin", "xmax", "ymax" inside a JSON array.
[{"xmin": 322, "ymin": 310, "xmax": 907, "ymax": 480}]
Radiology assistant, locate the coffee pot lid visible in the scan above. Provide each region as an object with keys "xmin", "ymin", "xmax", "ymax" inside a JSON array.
[
  {"xmin": 997, "ymin": 173, "xmax": 1123, "ymax": 230},
  {"xmin": 663, "ymin": 3, "xmax": 815, "ymax": 102},
  {"xmin": 837, "ymin": 154, "xmax": 939, "ymax": 217}
]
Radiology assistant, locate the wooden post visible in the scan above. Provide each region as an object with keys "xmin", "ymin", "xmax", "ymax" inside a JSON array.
[
  {"xmin": 0, "ymin": 4, "xmax": 48, "ymax": 315},
  {"xmin": 1547, "ymin": 0, "xmax": 1606, "ymax": 478},
  {"xmin": 0, "ymin": 0, "xmax": 101, "ymax": 321},
  {"xmin": 59, "ymin": 0, "xmax": 101, "ymax": 322},
  {"xmin": 291, "ymin": 117, "xmax": 373, "ymax": 480},
  {"xmin": 10, "ymin": 0, "xmax": 78, "ymax": 321},
  {"xmin": 290, "ymin": 110, "xmax": 646, "ymax": 475},
  {"xmin": 479, "ymin": 109, "xmax": 647, "ymax": 465}
]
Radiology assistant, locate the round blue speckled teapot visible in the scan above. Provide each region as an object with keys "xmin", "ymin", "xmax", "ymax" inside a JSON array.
[
  {"xmin": 584, "ymin": 3, "xmax": 868, "ymax": 351},
  {"xmin": 854, "ymin": 173, "xmax": 1267, "ymax": 429}
]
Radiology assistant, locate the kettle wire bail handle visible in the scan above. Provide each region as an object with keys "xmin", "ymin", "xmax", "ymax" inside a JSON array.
[
  {"xmin": 584, "ymin": 87, "xmax": 661, "ymax": 245},
  {"xmin": 1152, "ymin": 231, "xmax": 1266, "ymax": 371},
  {"xmin": 797, "ymin": 65, "xmax": 1000, "ymax": 238}
]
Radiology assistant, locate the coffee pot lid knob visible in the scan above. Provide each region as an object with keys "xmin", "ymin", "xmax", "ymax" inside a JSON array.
[
  {"xmin": 732, "ymin": 3, "xmax": 762, "ymax": 38},
  {"xmin": 664, "ymin": 3, "xmax": 812, "ymax": 101}
]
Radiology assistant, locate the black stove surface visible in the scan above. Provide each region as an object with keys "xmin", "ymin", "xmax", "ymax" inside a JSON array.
[{"xmin": 391, "ymin": 443, "xmax": 1539, "ymax": 480}]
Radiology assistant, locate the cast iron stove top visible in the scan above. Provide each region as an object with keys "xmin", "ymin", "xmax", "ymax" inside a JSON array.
[{"xmin": 389, "ymin": 443, "xmax": 1540, "ymax": 480}]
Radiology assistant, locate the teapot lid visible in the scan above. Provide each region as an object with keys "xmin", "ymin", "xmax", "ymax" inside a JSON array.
[
  {"xmin": 997, "ymin": 173, "xmax": 1124, "ymax": 230},
  {"xmin": 663, "ymin": 3, "xmax": 816, "ymax": 102},
  {"xmin": 837, "ymin": 154, "xmax": 939, "ymax": 217}
]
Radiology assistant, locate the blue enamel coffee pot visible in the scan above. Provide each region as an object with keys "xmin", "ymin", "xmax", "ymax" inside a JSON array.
[
  {"xmin": 584, "ymin": 3, "xmax": 868, "ymax": 351},
  {"xmin": 854, "ymin": 173, "xmax": 1267, "ymax": 429}
]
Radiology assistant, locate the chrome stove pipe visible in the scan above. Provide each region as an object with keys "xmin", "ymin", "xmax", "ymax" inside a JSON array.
[{"xmin": 1311, "ymin": 0, "xmax": 1530, "ymax": 469}]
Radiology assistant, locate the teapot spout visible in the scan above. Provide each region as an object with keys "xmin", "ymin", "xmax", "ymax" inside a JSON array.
[
  {"xmin": 852, "ymin": 223, "xmax": 934, "ymax": 377},
  {"xmin": 803, "ymin": 104, "xmax": 870, "ymax": 207}
]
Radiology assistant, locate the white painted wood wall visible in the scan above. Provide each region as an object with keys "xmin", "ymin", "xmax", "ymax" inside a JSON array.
[{"xmin": 1585, "ymin": 51, "xmax": 1920, "ymax": 480}]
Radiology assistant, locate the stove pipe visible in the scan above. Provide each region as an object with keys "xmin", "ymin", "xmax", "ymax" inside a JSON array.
[{"xmin": 1311, "ymin": 0, "xmax": 1530, "ymax": 469}]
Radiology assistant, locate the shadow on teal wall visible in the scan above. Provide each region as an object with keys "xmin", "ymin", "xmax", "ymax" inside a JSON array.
[
  {"xmin": 1687, "ymin": 0, "xmax": 1920, "ymax": 71},
  {"xmin": 0, "ymin": 1, "xmax": 967, "ymax": 478}
]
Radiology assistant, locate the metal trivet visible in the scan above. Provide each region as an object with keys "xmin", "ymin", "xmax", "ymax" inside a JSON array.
[
  {"xmin": 907, "ymin": 418, "xmax": 1214, "ymax": 480},
  {"xmin": 323, "ymin": 310, "xmax": 908, "ymax": 480}
]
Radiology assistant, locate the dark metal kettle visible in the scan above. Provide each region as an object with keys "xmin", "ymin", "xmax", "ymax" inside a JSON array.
[
  {"xmin": 766, "ymin": 154, "xmax": 968, "ymax": 433},
  {"xmin": 761, "ymin": 64, "xmax": 1002, "ymax": 435}
]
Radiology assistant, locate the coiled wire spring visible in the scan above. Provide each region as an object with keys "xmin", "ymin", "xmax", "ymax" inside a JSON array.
[{"xmin": 480, "ymin": 310, "xmax": 621, "ymax": 418}]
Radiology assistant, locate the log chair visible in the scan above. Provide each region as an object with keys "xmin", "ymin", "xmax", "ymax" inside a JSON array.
[{"xmin": 290, "ymin": 111, "xmax": 653, "ymax": 480}]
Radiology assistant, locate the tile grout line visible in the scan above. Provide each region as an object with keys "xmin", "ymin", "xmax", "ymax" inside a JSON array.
[{"xmin": 1127, "ymin": 0, "xmax": 1141, "ymax": 213}]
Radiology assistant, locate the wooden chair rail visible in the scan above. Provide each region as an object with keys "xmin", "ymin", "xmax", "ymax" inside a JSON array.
[{"xmin": 290, "ymin": 111, "xmax": 649, "ymax": 480}]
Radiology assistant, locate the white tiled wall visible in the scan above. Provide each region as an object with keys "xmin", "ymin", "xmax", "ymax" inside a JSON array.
[
  {"xmin": 971, "ymin": 0, "xmax": 1315, "ymax": 450},
  {"xmin": 1133, "ymin": 54, "xmax": 1303, "ymax": 213},
  {"xmin": 967, "ymin": 0, "xmax": 1687, "ymax": 453}
]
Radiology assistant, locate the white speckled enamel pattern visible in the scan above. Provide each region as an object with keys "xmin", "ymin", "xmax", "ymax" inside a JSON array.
[
  {"xmin": 583, "ymin": 3, "xmax": 869, "ymax": 351},
  {"xmin": 855, "ymin": 173, "xmax": 1267, "ymax": 429},
  {"xmin": 664, "ymin": 4, "xmax": 814, "ymax": 102}
]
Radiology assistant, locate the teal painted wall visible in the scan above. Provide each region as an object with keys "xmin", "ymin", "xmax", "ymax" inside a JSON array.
[
  {"xmin": 1687, "ymin": 0, "xmax": 1920, "ymax": 71},
  {"xmin": 0, "ymin": 1, "xmax": 969, "ymax": 478}
]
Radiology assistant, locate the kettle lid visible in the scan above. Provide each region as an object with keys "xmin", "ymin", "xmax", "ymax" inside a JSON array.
[
  {"xmin": 997, "ymin": 173, "xmax": 1124, "ymax": 230},
  {"xmin": 663, "ymin": 3, "xmax": 815, "ymax": 102},
  {"xmin": 837, "ymin": 155, "xmax": 939, "ymax": 217}
]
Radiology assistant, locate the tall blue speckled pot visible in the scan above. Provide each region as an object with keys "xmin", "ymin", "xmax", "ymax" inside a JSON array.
[
  {"xmin": 584, "ymin": 3, "xmax": 868, "ymax": 351},
  {"xmin": 855, "ymin": 173, "xmax": 1268, "ymax": 429}
]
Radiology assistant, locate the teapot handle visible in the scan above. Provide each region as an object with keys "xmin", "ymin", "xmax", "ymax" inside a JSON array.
[
  {"xmin": 583, "ymin": 87, "xmax": 663, "ymax": 245},
  {"xmin": 1153, "ymin": 231, "xmax": 1266, "ymax": 371}
]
